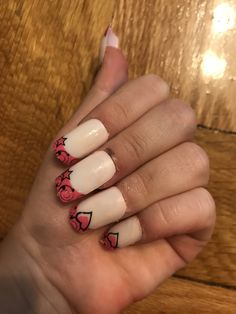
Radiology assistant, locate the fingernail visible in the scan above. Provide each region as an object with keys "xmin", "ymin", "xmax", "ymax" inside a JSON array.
[
  {"xmin": 69, "ymin": 187, "xmax": 126, "ymax": 232},
  {"xmin": 53, "ymin": 119, "xmax": 109, "ymax": 166},
  {"xmin": 56, "ymin": 151, "xmax": 116, "ymax": 203},
  {"xmin": 100, "ymin": 26, "xmax": 119, "ymax": 63},
  {"xmin": 101, "ymin": 216, "xmax": 142, "ymax": 250}
]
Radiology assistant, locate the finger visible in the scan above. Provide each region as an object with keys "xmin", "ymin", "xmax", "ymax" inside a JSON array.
[
  {"xmin": 100, "ymin": 99, "xmax": 196, "ymax": 187},
  {"xmin": 75, "ymin": 47, "xmax": 128, "ymax": 119},
  {"xmin": 109, "ymin": 240, "xmax": 186, "ymax": 302},
  {"xmin": 100, "ymin": 187, "xmax": 215, "ymax": 250},
  {"xmin": 53, "ymin": 74, "xmax": 169, "ymax": 165},
  {"xmin": 68, "ymin": 143, "xmax": 209, "ymax": 230},
  {"xmin": 55, "ymin": 27, "xmax": 128, "ymax": 141},
  {"xmin": 140, "ymin": 187, "xmax": 216, "ymax": 244}
]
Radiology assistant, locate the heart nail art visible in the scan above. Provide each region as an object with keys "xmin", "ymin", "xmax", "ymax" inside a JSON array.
[
  {"xmin": 101, "ymin": 232, "xmax": 119, "ymax": 249},
  {"xmin": 53, "ymin": 137, "xmax": 79, "ymax": 166},
  {"xmin": 69, "ymin": 207, "xmax": 92, "ymax": 232},
  {"xmin": 100, "ymin": 217, "xmax": 142, "ymax": 249}
]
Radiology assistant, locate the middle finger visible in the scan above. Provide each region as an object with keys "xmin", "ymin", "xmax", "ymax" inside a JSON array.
[{"xmin": 55, "ymin": 99, "xmax": 196, "ymax": 203}]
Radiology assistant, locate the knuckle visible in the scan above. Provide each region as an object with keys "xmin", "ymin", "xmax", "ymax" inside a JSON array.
[
  {"xmin": 167, "ymin": 100, "xmax": 197, "ymax": 134},
  {"xmin": 122, "ymin": 131, "xmax": 148, "ymax": 162},
  {"xmin": 183, "ymin": 142, "xmax": 210, "ymax": 182},
  {"xmin": 102, "ymin": 97, "xmax": 131, "ymax": 129},
  {"xmin": 142, "ymin": 74, "xmax": 170, "ymax": 97},
  {"xmin": 197, "ymin": 188, "xmax": 216, "ymax": 225},
  {"xmin": 120, "ymin": 171, "xmax": 150, "ymax": 204},
  {"xmin": 155, "ymin": 201, "xmax": 172, "ymax": 227}
]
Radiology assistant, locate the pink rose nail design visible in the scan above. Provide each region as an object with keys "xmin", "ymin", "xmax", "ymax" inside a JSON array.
[
  {"xmin": 101, "ymin": 232, "xmax": 119, "ymax": 249},
  {"xmin": 69, "ymin": 207, "xmax": 92, "ymax": 232},
  {"xmin": 55, "ymin": 169, "xmax": 83, "ymax": 203},
  {"xmin": 53, "ymin": 137, "xmax": 79, "ymax": 166}
]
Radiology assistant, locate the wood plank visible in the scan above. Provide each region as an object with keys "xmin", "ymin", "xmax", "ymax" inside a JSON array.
[
  {"xmin": 124, "ymin": 277, "xmax": 236, "ymax": 313},
  {"xmin": 113, "ymin": 0, "xmax": 236, "ymax": 131},
  {"xmin": 0, "ymin": 0, "xmax": 114, "ymax": 235},
  {"xmin": 0, "ymin": 0, "xmax": 235, "ymax": 298},
  {"xmin": 178, "ymin": 128, "xmax": 236, "ymax": 287}
]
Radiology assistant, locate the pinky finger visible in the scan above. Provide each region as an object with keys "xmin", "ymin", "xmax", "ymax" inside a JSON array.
[{"xmin": 101, "ymin": 187, "xmax": 215, "ymax": 250}]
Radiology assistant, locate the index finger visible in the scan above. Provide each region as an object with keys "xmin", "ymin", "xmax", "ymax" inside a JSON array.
[{"xmin": 53, "ymin": 75, "xmax": 169, "ymax": 165}]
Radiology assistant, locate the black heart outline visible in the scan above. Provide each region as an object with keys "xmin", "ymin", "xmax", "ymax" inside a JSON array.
[
  {"xmin": 107, "ymin": 232, "xmax": 119, "ymax": 248},
  {"xmin": 76, "ymin": 211, "xmax": 93, "ymax": 231}
]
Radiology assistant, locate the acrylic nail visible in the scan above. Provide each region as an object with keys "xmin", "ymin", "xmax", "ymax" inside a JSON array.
[
  {"xmin": 100, "ymin": 26, "xmax": 119, "ymax": 63},
  {"xmin": 56, "ymin": 151, "xmax": 116, "ymax": 203},
  {"xmin": 69, "ymin": 187, "xmax": 126, "ymax": 232},
  {"xmin": 53, "ymin": 119, "xmax": 109, "ymax": 166},
  {"xmin": 101, "ymin": 216, "xmax": 142, "ymax": 250}
]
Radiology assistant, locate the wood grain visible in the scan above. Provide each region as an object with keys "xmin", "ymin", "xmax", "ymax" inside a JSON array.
[
  {"xmin": 124, "ymin": 277, "xmax": 236, "ymax": 313},
  {"xmin": 178, "ymin": 128, "xmax": 236, "ymax": 287},
  {"xmin": 113, "ymin": 0, "xmax": 236, "ymax": 131},
  {"xmin": 0, "ymin": 0, "xmax": 236, "ymax": 312},
  {"xmin": 0, "ymin": 0, "xmax": 114, "ymax": 235}
]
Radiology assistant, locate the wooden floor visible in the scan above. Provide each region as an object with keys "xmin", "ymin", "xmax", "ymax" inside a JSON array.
[{"xmin": 0, "ymin": 0, "xmax": 236, "ymax": 312}]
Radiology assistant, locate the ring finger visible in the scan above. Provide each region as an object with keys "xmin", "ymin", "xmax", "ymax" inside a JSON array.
[
  {"xmin": 69, "ymin": 142, "xmax": 209, "ymax": 232},
  {"xmin": 100, "ymin": 187, "xmax": 215, "ymax": 250},
  {"xmin": 55, "ymin": 99, "xmax": 196, "ymax": 203}
]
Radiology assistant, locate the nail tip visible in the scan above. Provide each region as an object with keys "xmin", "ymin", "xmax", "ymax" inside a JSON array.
[
  {"xmin": 100, "ymin": 25, "xmax": 119, "ymax": 63},
  {"xmin": 56, "ymin": 185, "xmax": 83, "ymax": 203},
  {"xmin": 53, "ymin": 138, "xmax": 79, "ymax": 166},
  {"xmin": 100, "ymin": 233, "xmax": 118, "ymax": 250},
  {"xmin": 104, "ymin": 24, "xmax": 111, "ymax": 36},
  {"xmin": 56, "ymin": 191, "xmax": 80, "ymax": 203},
  {"xmin": 69, "ymin": 214, "xmax": 91, "ymax": 233},
  {"xmin": 69, "ymin": 219, "xmax": 79, "ymax": 231},
  {"xmin": 55, "ymin": 168, "xmax": 84, "ymax": 203},
  {"xmin": 100, "ymin": 238, "xmax": 114, "ymax": 250}
]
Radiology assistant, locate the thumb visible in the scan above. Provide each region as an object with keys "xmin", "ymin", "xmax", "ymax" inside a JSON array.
[
  {"xmin": 62, "ymin": 27, "xmax": 128, "ymax": 134},
  {"xmin": 95, "ymin": 25, "xmax": 128, "ymax": 95}
]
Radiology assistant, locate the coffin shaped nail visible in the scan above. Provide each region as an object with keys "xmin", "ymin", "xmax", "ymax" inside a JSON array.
[
  {"xmin": 101, "ymin": 216, "xmax": 142, "ymax": 250},
  {"xmin": 69, "ymin": 187, "xmax": 126, "ymax": 232},
  {"xmin": 53, "ymin": 119, "xmax": 109, "ymax": 166},
  {"xmin": 56, "ymin": 151, "xmax": 116, "ymax": 203}
]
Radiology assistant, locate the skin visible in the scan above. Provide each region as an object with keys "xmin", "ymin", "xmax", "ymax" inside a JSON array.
[{"xmin": 0, "ymin": 47, "xmax": 215, "ymax": 314}]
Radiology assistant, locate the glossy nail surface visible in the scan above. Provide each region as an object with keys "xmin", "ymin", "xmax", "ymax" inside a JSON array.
[
  {"xmin": 101, "ymin": 216, "xmax": 142, "ymax": 249},
  {"xmin": 53, "ymin": 119, "xmax": 109, "ymax": 166},
  {"xmin": 56, "ymin": 151, "xmax": 116, "ymax": 203},
  {"xmin": 69, "ymin": 187, "xmax": 126, "ymax": 232},
  {"xmin": 100, "ymin": 26, "xmax": 119, "ymax": 63}
]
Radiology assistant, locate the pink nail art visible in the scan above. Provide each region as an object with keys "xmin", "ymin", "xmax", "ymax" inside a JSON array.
[
  {"xmin": 55, "ymin": 170, "xmax": 83, "ymax": 203},
  {"xmin": 101, "ymin": 232, "xmax": 119, "ymax": 250},
  {"xmin": 69, "ymin": 206, "xmax": 92, "ymax": 232},
  {"xmin": 53, "ymin": 120, "xmax": 109, "ymax": 166},
  {"xmin": 53, "ymin": 137, "xmax": 79, "ymax": 166},
  {"xmin": 55, "ymin": 151, "xmax": 116, "ymax": 203}
]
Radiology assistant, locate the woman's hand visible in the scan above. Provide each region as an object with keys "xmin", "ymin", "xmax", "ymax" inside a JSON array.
[{"xmin": 0, "ymin": 29, "xmax": 215, "ymax": 314}]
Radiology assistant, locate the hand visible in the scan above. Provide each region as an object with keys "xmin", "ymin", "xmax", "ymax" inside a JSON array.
[{"xmin": 0, "ymin": 29, "xmax": 215, "ymax": 314}]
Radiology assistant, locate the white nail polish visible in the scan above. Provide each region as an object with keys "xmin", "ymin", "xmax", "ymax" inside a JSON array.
[
  {"xmin": 70, "ymin": 187, "xmax": 126, "ymax": 231},
  {"xmin": 99, "ymin": 26, "xmax": 119, "ymax": 63},
  {"xmin": 53, "ymin": 119, "xmax": 109, "ymax": 165},
  {"xmin": 66, "ymin": 119, "xmax": 108, "ymax": 157},
  {"xmin": 70, "ymin": 151, "xmax": 116, "ymax": 194},
  {"xmin": 102, "ymin": 216, "xmax": 142, "ymax": 249}
]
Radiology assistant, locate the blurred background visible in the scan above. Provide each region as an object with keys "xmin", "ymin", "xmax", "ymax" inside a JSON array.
[{"xmin": 0, "ymin": 0, "xmax": 235, "ymax": 312}]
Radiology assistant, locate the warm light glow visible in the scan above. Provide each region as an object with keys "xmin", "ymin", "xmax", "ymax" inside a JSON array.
[
  {"xmin": 213, "ymin": 3, "xmax": 235, "ymax": 33},
  {"xmin": 202, "ymin": 51, "xmax": 227, "ymax": 78}
]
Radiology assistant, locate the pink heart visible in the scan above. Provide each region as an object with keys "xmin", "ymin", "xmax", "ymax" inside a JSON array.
[
  {"xmin": 76, "ymin": 212, "xmax": 92, "ymax": 231},
  {"xmin": 106, "ymin": 233, "xmax": 119, "ymax": 249}
]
